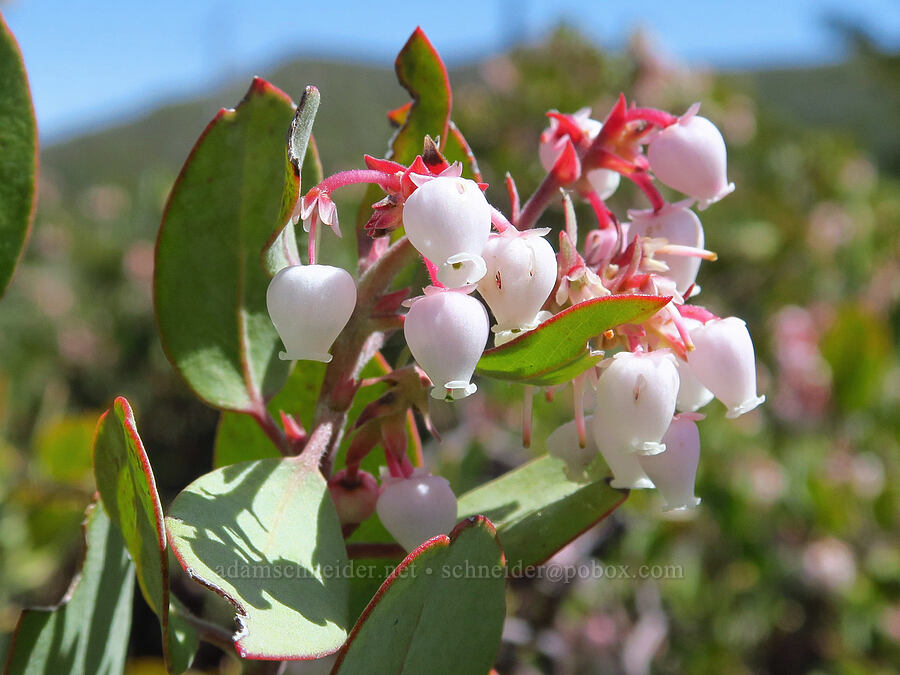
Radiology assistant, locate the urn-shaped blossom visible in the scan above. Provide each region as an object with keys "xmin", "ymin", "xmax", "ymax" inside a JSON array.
[
  {"xmin": 687, "ymin": 317, "xmax": 766, "ymax": 418},
  {"xmin": 477, "ymin": 231, "xmax": 556, "ymax": 345},
  {"xmin": 638, "ymin": 416, "xmax": 702, "ymax": 511},
  {"xmin": 674, "ymin": 355, "xmax": 714, "ymax": 413},
  {"xmin": 404, "ymin": 287, "xmax": 489, "ymax": 400},
  {"xmin": 266, "ymin": 264, "xmax": 356, "ymax": 363},
  {"xmin": 590, "ymin": 414, "xmax": 656, "ymax": 489},
  {"xmin": 547, "ymin": 417, "xmax": 598, "ymax": 480},
  {"xmin": 647, "ymin": 109, "xmax": 735, "ymax": 209},
  {"xmin": 376, "ymin": 469, "xmax": 458, "ymax": 552},
  {"xmin": 592, "ymin": 351, "xmax": 680, "ymax": 455},
  {"xmin": 401, "ymin": 175, "xmax": 491, "ymax": 287},
  {"xmin": 328, "ymin": 469, "xmax": 379, "ymax": 526},
  {"xmin": 628, "ymin": 203, "xmax": 705, "ymax": 295},
  {"xmin": 539, "ymin": 114, "xmax": 621, "ymax": 200}
]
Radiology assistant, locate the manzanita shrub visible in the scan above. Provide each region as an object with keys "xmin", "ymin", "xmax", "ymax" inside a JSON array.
[{"xmin": 2, "ymin": 24, "xmax": 767, "ymax": 675}]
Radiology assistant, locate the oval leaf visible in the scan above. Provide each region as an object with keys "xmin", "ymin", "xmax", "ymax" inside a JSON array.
[
  {"xmin": 93, "ymin": 397, "xmax": 198, "ymax": 673},
  {"xmin": 0, "ymin": 14, "xmax": 37, "ymax": 298},
  {"xmin": 333, "ymin": 517, "xmax": 506, "ymax": 674},
  {"xmin": 166, "ymin": 455, "xmax": 349, "ymax": 659},
  {"xmin": 476, "ymin": 295, "xmax": 670, "ymax": 385},
  {"xmin": 4, "ymin": 501, "xmax": 135, "ymax": 675},
  {"xmin": 155, "ymin": 78, "xmax": 294, "ymax": 412},
  {"xmin": 457, "ymin": 455, "xmax": 628, "ymax": 570}
]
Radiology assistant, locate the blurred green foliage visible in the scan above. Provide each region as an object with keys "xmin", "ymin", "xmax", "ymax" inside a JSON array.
[{"xmin": 1, "ymin": 24, "xmax": 899, "ymax": 673}]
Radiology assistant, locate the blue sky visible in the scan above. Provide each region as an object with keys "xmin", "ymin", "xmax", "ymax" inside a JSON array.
[{"xmin": 4, "ymin": 0, "xmax": 900, "ymax": 143}]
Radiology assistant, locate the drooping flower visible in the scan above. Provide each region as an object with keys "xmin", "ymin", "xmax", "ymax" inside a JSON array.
[
  {"xmin": 589, "ymin": 414, "xmax": 656, "ymax": 490},
  {"xmin": 687, "ymin": 316, "xmax": 766, "ymax": 418},
  {"xmin": 547, "ymin": 416, "xmax": 598, "ymax": 481},
  {"xmin": 627, "ymin": 201, "xmax": 706, "ymax": 295},
  {"xmin": 647, "ymin": 104, "xmax": 735, "ymax": 209},
  {"xmin": 592, "ymin": 350, "xmax": 680, "ymax": 455},
  {"xmin": 266, "ymin": 264, "xmax": 357, "ymax": 362},
  {"xmin": 327, "ymin": 469, "xmax": 380, "ymax": 526},
  {"xmin": 377, "ymin": 468, "xmax": 458, "ymax": 552},
  {"xmin": 401, "ymin": 175, "xmax": 491, "ymax": 287},
  {"xmin": 674, "ymin": 354, "xmax": 714, "ymax": 413},
  {"xmin": 477, "ymin": 229, "xmax": 556, "ymax": 346},
  {"xmin": 403, "ymin": 286, "xmax": 489, "ymax": 400},
  {"xmin": 638, "ymin": 415, "xmax": 702, "ymax": 511}
]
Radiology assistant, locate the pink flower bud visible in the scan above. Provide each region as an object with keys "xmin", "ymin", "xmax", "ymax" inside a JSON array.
[
  {"xmin": 404, "ymin": 287, "xmax": 489, "ymax": 400},
  {"xmin": 477, "ymin": 231, "xmax": 556, "ymax": 344},
  {"xmin": 328, "ymin": 469, "xmax": 379, "ymax": 526},
  {"xmin": 647, "ymin": 107, "xmax": 735, "ymax": 209},
  {"xmin": 687, "ymin": 317, "xmax": 766, "ymax": 418},
  {"xmin": 627, "ymin": 202, "xmax": 705, "ymax": 295},
  {"xmin": 637, "ymin": 416, "xmax": 701, "ymax": 511},
  {"xmin": 592, "ymin": 351, "xmax": 680, "ymax": 455},
  {"xmin": 266, "ymin": 264, "xmax": 356, "ymax": 363},
  {"xmin": 539, "ymin": 113, "xmax": 621, "ymax": 199},
  {"xmin": 402, "ymin": 176, "xmax": 491, "ymax": 287},
  {"xmin": 589, "ymin": 414, "xmax": 655, "ymax": 490},
  {"xmin": 377, "ymin": 469, "xmax": 458, "ymax": 552}
]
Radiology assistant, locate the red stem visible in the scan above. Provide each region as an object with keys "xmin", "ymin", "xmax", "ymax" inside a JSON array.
[
  {"xmin": 627, "ymin": 172, "xmax": 666, "ymax": 212},
  {"xmin": 317, "ymin": 169, "xmax": 399, "ymax": 194},
  {"xmin": 625, "ymin": 107, "xmax": 678, "ymax": 128}
]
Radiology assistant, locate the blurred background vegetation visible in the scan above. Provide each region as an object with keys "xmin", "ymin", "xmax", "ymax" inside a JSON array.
[{"xmin": 1, "ymin": 23, "xmax": 899, "ymax": 674}]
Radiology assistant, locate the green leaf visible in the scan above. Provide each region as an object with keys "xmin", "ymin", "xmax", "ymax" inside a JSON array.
[
  {"xmin": 333, "ymin": 517, "xmax": 506, "ymax": 674},
  {"xmin": 442, "ymin": 121, "xmax": 482, "ymax": 181},
  {"xmin": 476, "ymin": 295, "xmax": 670, "ymax": 386},
  {"xmin": 213, "ymin": 361, "xmax": 326, "ymax": 468},
  {"xmin": 263, "ymin": 85, "xmax": 321, "ymax": 277},
  {"xmin": 0, "ymin": 15, "xmax": 36, "ymax": 298},
  {"xmin": 93, "ymin": 397, "xmax": 198, "ymax": 673},
  {"xmin": 166, "ymin": 454, "xmax": 350, "ymax": 659},
  {"xmin": 457, "ymin": 455, "xmax": 627, "ymax": 570},
  {"xmin": 4, "ymin": 501, "xmax": 135, "ymax": 675},
  {"xmin": 155, "ymin": 78, "xmax": 295, "ymax": 413},
  {"xmin": 390, "ymin": 28, "xmax": 452, "ymax": 160}
]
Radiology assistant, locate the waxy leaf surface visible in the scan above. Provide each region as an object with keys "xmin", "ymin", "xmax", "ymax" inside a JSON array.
[
  {"xmin": 4, "ymin": 502, "xmax": 135, "ymax": 675},
  {"xmin": 93, "ymin": 397, "xmax": 197, "ymax": 673},
  {"xmin": 457, "ymin": 455, "xmax": 627, "ymax": 570},
  {"xmin": 166, "ymin": 455, "xmax": 349, "ymax": 659},
  {"xmin": 0, "ymin": 15, "xmax": 36, "ymax": 298},
  {"xmin": 333, "ymin": 517, "xmax": 505, "ymax": 674},
  {"xmin": 477, "ymin": 295, "xmax": 669, "ymax": 386},
  {"xmin": 155, "ymin": 78, "xmax": 294, "ymax": 412}
]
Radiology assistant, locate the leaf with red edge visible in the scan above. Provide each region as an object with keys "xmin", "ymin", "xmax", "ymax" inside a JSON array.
[
  {"xmin": 93, "ymin": 397, "xmax": 198, "ymax": 673},
  {"xmin": 457, "ymin": 455, "xmax": 627, "ymax": 570},
  {"xmin": 166, "ymin": 454, "xmax": 349, "ymax": 660},
  {"xmin": 4, "ymin": 501, "xmax": 135, "ymax": 675},
  {"xmin": 389, "ymin": 27, "xmax": 452, "ymax": 160},
  {"xmin": 155, "ymin": 78, "xmax": 294, "ymax": 413},
  {"xmin": 0, "ymin": 14, "xmax": 36, "ymax": 299},
  {"xmin": 332, "ymin": 517, "xmax": 506, "ymax": 674},
  {"xmin": 477, "ymin": 295, "xmax": 670, "ymax": 386}
]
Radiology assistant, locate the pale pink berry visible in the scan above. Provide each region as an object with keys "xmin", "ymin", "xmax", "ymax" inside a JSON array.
[
  {"xmin": 628, "ymin": 202, "xmax": 705, "ymax": 295},
  {"xmin": 477, "ymin": 231, "xmax": 556, "ymax": 345},
  {"xmin": 638, "ymin": 416, "xmax": 701, "ymax": 511},
  {"xmin": 404, "ymin": 287, "xmax": 489, "ymax": 401},
  {"xmin": 266, "ymin": 264, "xmax": 356, "ymax": 363},
  {"xmin": 592, "ymin": 351, "xmax": 680, "ymax": 455},
  {"xmin": 687, "ymin": 317, "xmax": 766, "ymax": 418},
  {"xmin": 590, "ymin": 413, "xmax": 656, "ymax": 490},
  {"xmin": 648, "ymin": 107, "xmax": 735, "ymax": 209},
  {"xmin": 402, "ymin": 175, "xmax": 491, "ymax": 287},
  {"xmin": 377, "ymin": 469, "xmax": 458, "ymax": 552}
]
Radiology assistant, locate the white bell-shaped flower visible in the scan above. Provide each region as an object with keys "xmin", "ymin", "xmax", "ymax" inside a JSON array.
[
  {"xmin": 266, "ymin": 264, "xmax": 356, "ymax": 363},
  {"xmin": 675, "ymin": 356, "xmax": 714, "ymax": 413},
  {"xmin": 647, "ymin": 107, "xmax": 735, "ymax": 209},
  {"xmin": 377, "ymin": 468, "xmax": 458, "ymax": 552},
  {"xmin": 477, "ymin": 231, "xmax": 556, "ymax": 344},
  {"xmin": 539, "ymin": 115, "xmax": 621, "ymax": 200},
  {"xmin": 638, "ymin": 415, "xmax": 701, "ymax": 511},
  {"xmin": 628, "ymin": 202, "xmax": 705, "ymax": 295},
  {"xmin": 404, "ymin": 287, "xmax": 489, "ymax": 400},
  {"xmin": 401, "ymin": 175, "xmax": 491, "ymax": 287},
  {"xmin": 547, "ymin": 416, "xmax": 598, "ymax": 480},
  {"xmin": 590, "ymin": 413, "xmax": 656, "ymax": 489},
  {"xmin": 592, "ymin": 351, "xmax": 680, "ymax": 455},
  {"xmin": 687, "ymin": 317, "xmax": 766, "ymax": 418}
]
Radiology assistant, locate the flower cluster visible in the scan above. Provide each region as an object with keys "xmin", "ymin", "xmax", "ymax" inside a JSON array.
[{"xmin": 266, "ymin": 93, "xmax": 765, "ymax": 551}]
